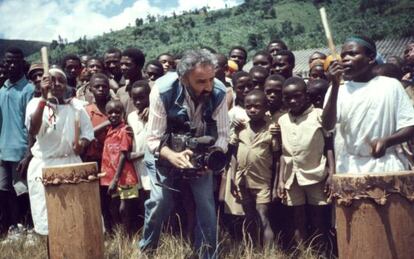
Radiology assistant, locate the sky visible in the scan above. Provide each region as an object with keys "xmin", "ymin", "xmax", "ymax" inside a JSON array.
[{"xmin": 0, "ymin": 0, "xmax": 242, "ymax": 42}]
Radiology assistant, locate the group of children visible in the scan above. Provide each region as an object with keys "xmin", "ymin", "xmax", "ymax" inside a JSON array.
[
  {"xmin": 225, "ymin": 68, "xmax": 332, "ymax": 249},
  {"xmin": 0, "ymin": 36, "xmax": 413, "ymax": 257},
  {"xmin": 83, "ymin": 73, "xmax": 151, "ymax": 235}
]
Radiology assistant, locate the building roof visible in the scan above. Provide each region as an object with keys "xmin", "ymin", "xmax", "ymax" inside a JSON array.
[{"xmin": 293, "ymin": 36, "xmax": 414, "ymax": 77}]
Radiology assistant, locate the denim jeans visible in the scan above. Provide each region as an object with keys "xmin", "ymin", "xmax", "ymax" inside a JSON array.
[
  {"xmin": 0, "ymin": 160, "xmax": 27, "ymax": 229},
  {"xmin": 139, "ymin": 150, "xmax": 217, "ymax": 259}
]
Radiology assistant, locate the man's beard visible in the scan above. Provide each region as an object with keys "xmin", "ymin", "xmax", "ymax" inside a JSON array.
[
  {"xmin": 198, "ymin": 90, "xmax": 212, "ymax": 103},
  {"xmin": 187, "ymin": 86, "xmax": 211, "ymax": 104}
]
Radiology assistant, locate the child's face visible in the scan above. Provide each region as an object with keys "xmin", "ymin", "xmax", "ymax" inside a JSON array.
[
  {"xmin": 86, "ymin": 59, "xmax": 104, "ymax": 75},
  {"xmin": 90, "ymin": 78, "xmax": 110, "ymax": 101},
  {"xmin": 264, "ymin": 80, "xmax": 283, "ymax": 109},
  {"xmin": 106, "ymin": 103, "xmax": 124, "ymax": 126},
  {"xmin": 245, "ymin": 94, "xmax": 267, "ymax": 122},
  {"xmin": 104, "ymin": 53, "xmax": 121, "ymax": 76},
  {"xmin": 307, "ymin": 84, "xmax": 328, "ymax": 109},
  {"xmin": 404, "ymin": 43, "xmax": 414, "ymax": 66},
  {"xmin": 131, "ymin": 87, "xmax": 149, "ymax": 112},
  {"xmin": 229, "ymin": 49, "xmax": 246, "ymax": 69},
  {"xmin": 309, "ymin": 65, "xmax": 327, "ymax": 81},
  {"xmin": 272, "ymin": 55, "xmax": 292, "ymax": 78},
  {"xmin": 79, "ymin": 72, "xmax": 91, "ymax": 85},
  {"xmin": 267, "ymin": 43, "xmax": 285, "ymax": 58},
  {"xmin": 64, "ymin": 59, "xmax": 81, "ymax": 80},
  {"xmin": 309, "ymin": 53, "xmax": 326, "ymax": 64},
  {"xmin": 29, "ymin": 70, "xmax": 43, "ymax": 90},
  {"xmin": 253, "ymin": 55, "xmax": 271, "ymax": 71},
  {"xmin": 145, "ymin": 64, "xmax": 164, "ymax": 81},
  {"xmin": 251, "ymin": 72, "xmax": 267, "ymax": 90},
  {"xmin": 234, "ymin": 76, "xmax": 254, "ymax": 101},
  {"xmin": 283, "ymin": 84, "xmax": 307, "ymax": 115},
  {"xmin": 120, "ymin": 56, "xmax": 138, "ymax": 79},
  {"xmin": 158, "ymin": 55, "xmax": 175, "ymax": 73}
]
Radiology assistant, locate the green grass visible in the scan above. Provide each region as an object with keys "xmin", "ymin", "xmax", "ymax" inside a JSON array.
[{"xmin": 0, "ymin": 228, "xmax": 330, "ymax": 259}]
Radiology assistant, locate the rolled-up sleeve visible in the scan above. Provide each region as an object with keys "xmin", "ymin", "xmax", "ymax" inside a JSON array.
[
  {"xmin": 213, "ymin": 95, "xmax": 229, "ymax": 152},
  {"xmin": 146, "ymin": 85, "xmax": 167, "ymax": 153}
]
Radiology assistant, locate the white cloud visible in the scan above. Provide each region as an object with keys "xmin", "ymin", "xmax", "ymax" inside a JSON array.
[
  {"xmin": 0, "ymin": 0, "xmax": 242, "ymax": 42},
  {"xmin": 176, "ymin": 0, "xmax": 241, "ymax": 12}
]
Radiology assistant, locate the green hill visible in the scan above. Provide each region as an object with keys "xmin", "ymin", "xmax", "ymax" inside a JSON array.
[
  {"xmin": 0, "ymin": 39, "xmax": 48, "ymax": 58},
  {"xmin": 27, "ymin": 0, "xmax": 413, "ymax": 64}
]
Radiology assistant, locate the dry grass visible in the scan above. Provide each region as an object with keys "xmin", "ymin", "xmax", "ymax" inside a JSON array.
[{"xmin": 0, "ymin": 228, "xmax": 330, "ymax": 259}]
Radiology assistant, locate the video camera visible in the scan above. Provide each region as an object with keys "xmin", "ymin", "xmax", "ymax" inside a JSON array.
[{"xmin": 158, "ymin": 121, "xmax": 227, "ymax": 178}]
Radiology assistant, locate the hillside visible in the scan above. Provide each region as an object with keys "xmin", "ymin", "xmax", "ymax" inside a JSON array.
[
  {"xmin": 26, "ymin": 0, "xmax": 413, "ymax": 64},
  {"xmin": 0, "ymin": 39, "xmax": 48, "ymax": 58}
]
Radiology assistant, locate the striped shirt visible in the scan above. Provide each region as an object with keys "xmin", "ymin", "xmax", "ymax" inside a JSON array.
[{"xmin": 147, "ymin": 81, "xmax": 229, "ymax": 153}]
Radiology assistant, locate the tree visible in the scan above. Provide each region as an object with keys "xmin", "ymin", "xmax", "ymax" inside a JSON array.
[
  {"xmin": 295, "ymin": 24, "xmax": 305, "ymax": 34},
  {"xmin": 267, "ymin": 26, "xmax": 280, "ymax": 40},
  {"xmin": 159, "ymin": 31, "xmax": 170, "ymax": 44},
  {"xmin": 135, "ymin": 18, "xmax": 143, "ymax": 27},
  {"xmin": 247, "ymin": 33, "xmax": 264, "ymax": 50},
  {"xmin": 188, "ymin": 17, "xmax": 195, "ymax": 28},
  {"xmin": 50, "ymin": 40, "xmax": 58, "ymax": 50},
  {"xmin": 281, "ymin": 20, "xmax": 294, "ymax": 37},
  {"xmin": 146, "ymin": 14, "xmax": 156, "ymax": 23},
  {"xmin": 269, "ymin": 8, "xmax": 276, "ymax": 18},
  {"xmin": 359, "ymin": 0, "xmax": 390, "ymax": 13},
  {"xmin": 213, "ymin": 31, "xmax": 222, "ymax": 46}
]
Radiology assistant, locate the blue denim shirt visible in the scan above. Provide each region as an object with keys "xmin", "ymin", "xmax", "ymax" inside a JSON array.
[{"xmin": 0, "ymin": 76, "xmax": 34, "ymax": 161}]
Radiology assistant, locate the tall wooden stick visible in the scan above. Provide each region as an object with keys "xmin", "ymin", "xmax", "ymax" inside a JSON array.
[
  {"xmin": 40, "ymin": 46, "xmax": 53, "ymax": 99},
  {"xmin": 40, "ymin": 47, "xmax": 49, "ymax": 76},
  {"xmin": 319, "ymin": 7, "xmax": 337, "ymax": 58}
]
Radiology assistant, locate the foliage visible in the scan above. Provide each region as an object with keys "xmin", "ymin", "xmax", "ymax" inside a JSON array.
[{"xmin": 22, "ymin": 0, "xmax": 413, "ymax": 64}]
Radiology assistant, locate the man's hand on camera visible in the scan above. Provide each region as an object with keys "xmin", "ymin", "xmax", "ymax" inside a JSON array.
[{"xmin": 160, "ymin": 146, "xmax": 194, "ymax": 169}]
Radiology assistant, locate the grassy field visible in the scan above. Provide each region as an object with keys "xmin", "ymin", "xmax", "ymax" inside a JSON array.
[{"xmin": 0, "ymin": 229, "xmax": 328, "ymax": 259}]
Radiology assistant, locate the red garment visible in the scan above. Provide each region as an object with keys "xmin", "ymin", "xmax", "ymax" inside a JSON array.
[
  {"xmin": 100, "ymin": 122, "xmax": 138, "ymax": 186},
  {"xmin": 84, "ymin": 104, "xmax": 108, "ymax": 163}
]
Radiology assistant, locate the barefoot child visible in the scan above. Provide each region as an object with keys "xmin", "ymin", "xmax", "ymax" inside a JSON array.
[
  {"xmin": 230, "ymin": 89, "xmax": 276, "ymax": 247},
  {"xmin": 84, "ymin": 73, "xmax": 111, "ymax": 166},
  {"xmin": 263, "ymin": 74, "xmax": 285, "ymax": 199},
  {"xmin": 101, "ymin": 100, "xmax": 139, "ymax": 236},
  {"xmin": 127, "ymin": 80, "xmax": 150, "ymax": 191},
  {"xmin": 277, "ymin": 77, "xmax": 334, "ymax": 248},
  {"xmin": 83, "ymin": 73, "xmax": 118, "ymax": 233},
  {"xmin": 221, "ymin": 71, "xmax": 254, "ymax": 238},
  {"xmin": 127, "ymin": 81, "xmax": 151, "ymax": 230}
]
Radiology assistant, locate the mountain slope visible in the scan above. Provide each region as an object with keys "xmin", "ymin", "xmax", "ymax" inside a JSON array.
[
  {"xmin": 0, "ymin": 39, "xmax": 48, "ymax": 58},
  {"xmin": 24, "ymin": 0, "xmax": 414, "ymax": 63}
]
